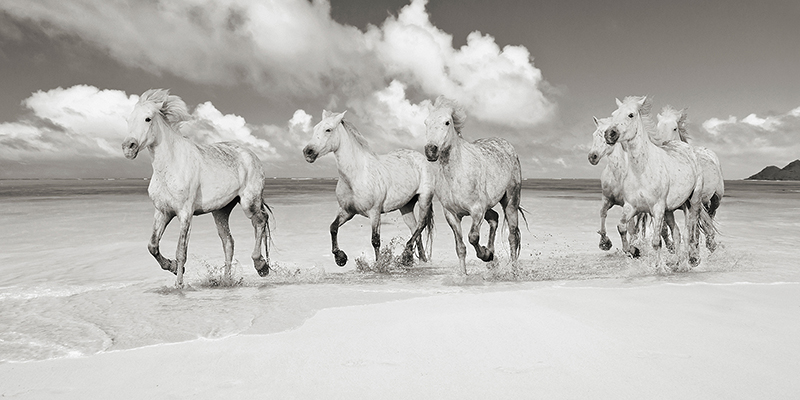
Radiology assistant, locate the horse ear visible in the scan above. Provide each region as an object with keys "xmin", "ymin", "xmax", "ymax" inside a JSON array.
[
  {"xmin": 322, "ymin": 110, "xmax": 331, "ymax": 119},
  {"xmin": 593, "ymin": 116, "xmax": 599, "ymax": 126},
  {"xmin": 615, "ymin": 98, "xmax": 622, "ymax": 107},
  {"xmin": 331, "ymin": 111, "xmax": 346, "ymax": 126},
  {"xmin": 637, "ymin": 96, "xmax": 647, "ymax": 107}
]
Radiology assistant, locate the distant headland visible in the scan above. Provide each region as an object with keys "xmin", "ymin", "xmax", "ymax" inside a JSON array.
[{"xmin": 746, "ymin": 160, "xmax": 800, "ymax": 181}]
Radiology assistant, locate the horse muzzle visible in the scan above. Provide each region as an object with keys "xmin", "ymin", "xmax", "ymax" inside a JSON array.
[
  {"xmin": 122, "ymin": 138, "xmax": 140, "ymax": 160},
  {"xmin": 588, "ymin": 152, "xmax": 600, "ymax": 165},
  {"xmin": 424, "ymin": 144, "xmax": 439, "ymax": 162},
  {"xmin": 302, "ymin": 146, "xmax": 318, "ymax": 163},
  {"xmin": 604, "ymin": 127, "xmax": 620, "ymax": 145}
]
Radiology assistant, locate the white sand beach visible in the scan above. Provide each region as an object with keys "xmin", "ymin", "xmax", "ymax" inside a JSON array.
[{"xmin": 2, "ymin": 282, "xmax": 799, "ymax": 399}]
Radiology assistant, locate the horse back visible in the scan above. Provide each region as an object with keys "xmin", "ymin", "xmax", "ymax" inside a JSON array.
[{"xmin": 472, "ymin": 137, "xmax": 522, "ymax": 184}]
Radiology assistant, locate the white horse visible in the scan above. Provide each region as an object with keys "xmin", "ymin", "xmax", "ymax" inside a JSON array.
[
  {"xmin": 424, "ymin": 96, "xmax": 523, "ymax": 275},
  {"xmin": 302, "ymin": 110, "xmax": 435, "ymax": 267},
  {"xmin": 655, "ymin": 106, "xmax": 724, "ymax": 251},
  {"xmin": 122, "ymin": 89, "xmax": 272, "ymax": 287},
  {"xmin": 604, "ymin": 96, "xmax": 712, "ymax": 269},
  {"xmin": 588, "ymin": 116, "xmax": 675, "ymax": 255}
]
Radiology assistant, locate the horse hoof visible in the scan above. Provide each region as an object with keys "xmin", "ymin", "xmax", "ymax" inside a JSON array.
[
  {"xmin": 164, "ymin": 259, "xmax": 179, "ymax": 275},
  {"xmin": 599, "ymin": 237, "xmax": 613, "ymax": 251},
  {"xmin": 630, "ymin": 246, "xmax": 641, "ymax": 258},
  {"xmin": 666, "ymin": 243, "xmax": 676, "ymax": 254},
  {"xmin": 478, "ymin": 248, "xmax": 494, "ymax": 262},
  {"xmin": 334, "ymin": 250, "xmax": 348, "ymax": 267},
  {"xmin": 401, "ymin": 249, "xmax": 414, "ymax": 267},
  {"xmin": 254, "ymin": 257, "xmax": 270, "ymax": 277},
  {"xmin": 689, "ymin": 255, "xmax": 700, "ymax": 267}
]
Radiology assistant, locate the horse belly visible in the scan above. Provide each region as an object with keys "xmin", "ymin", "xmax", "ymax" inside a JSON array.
[
  {"xmin": 380, "ymin": 154, "xmax": 423, "ymax": 212},
  {"xmin": 194, "ymin": 168, "xmax": 242, "ymax": 213}
]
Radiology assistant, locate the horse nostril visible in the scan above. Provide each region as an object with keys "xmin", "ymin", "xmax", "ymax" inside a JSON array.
[{"xmin": 424, "ymin": 144, "xmax": 439, "ymax": 162}]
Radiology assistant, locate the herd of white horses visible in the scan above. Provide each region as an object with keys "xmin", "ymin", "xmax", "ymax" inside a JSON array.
[{"xmin": 122, "ymin": 89, "xmax": 722, "ymax": 287}]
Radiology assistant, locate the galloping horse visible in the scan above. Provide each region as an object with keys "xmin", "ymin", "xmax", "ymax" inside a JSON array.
[
  {"xmin": 424, "ymin": 96, "xmax": 523, "ymax": 275},
  {"xmin": 122, "ymin": 89, "xmax": 272, "ymax": 286},
  {"xmin": 655, "ymin": 106, "xmax": 724, "ymax": 251},
  {"xmin": 588, "ymin": 116, "xmax": 674, "ymax": 255},
  {"xmin": 302, "ymin": 110, "xmax": 435, "ymax": 267},
  {"xmin": 604, "ymin": 96, "xmax": 711, "ymax": 269}
]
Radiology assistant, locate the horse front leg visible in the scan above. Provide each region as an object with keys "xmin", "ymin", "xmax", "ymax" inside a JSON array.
[
  {"xmin": 599, "ymin": 196, "xmax": 614, "ymax": 251},
  {"xmin": 662, "ymin": 210, "xmax": 679, "ymax": 253},
  {"xmin": 330, "ymin": 208, "xmax": 355, "ymax": 266},
  {"xmin": 212, "ymin": 202, "xmax": 237, "ymax": 279},
  {"xmin": 148, "ymin": 209, "xmax": 175, "ymax": 274},
  {"xmin": 174, "ymin": 211, "xmax": 193, "ymax": 287},
  {"xmin": 468, "ymin": 209, "xmax": 492, "ymax": 262},
  {"xmin": 483, "ymin": 208, "xmax": 499, "ymax": 262},
  {"xmin": 649, "ymin": 203, "xmax": 667, "ymax": 273},
  {"xmin": 618, "ymin": 203, "xmax": 638, "ymax": 257},
  {"xmin": 444, "ymin": 210, "xmax": 467, "ymax": 275}
]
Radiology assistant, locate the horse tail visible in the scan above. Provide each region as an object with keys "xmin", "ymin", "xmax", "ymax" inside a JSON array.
[
  {"xmin": 699, "ymin": 201, "xmax": 718, "ymax": 238},
  {"xmin": 518, "ymin": 205, "xmax": 530, "ymax": 232},
  {"xmin": 261, "ymin": 198, "xmax": 275, "ymax": 248}
]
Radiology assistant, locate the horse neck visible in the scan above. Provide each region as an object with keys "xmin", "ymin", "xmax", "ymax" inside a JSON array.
[
  {"xmin": 606, "ymin": 145, "xmax": 628, "ymax": 178},
  {"xmin": 149, "ymin": 120, "xmax": 190, "ymax": 170},
  {"xmin": 619, "ymin": 117, "xmax": 656, "ymax": 175},
  {"xmin": 438, "ymin": 132, "xmax": 468, "ymax": 176},
  {"xmin": 332, "ymin": 128, "xmax": 375, "ymax": 182}
]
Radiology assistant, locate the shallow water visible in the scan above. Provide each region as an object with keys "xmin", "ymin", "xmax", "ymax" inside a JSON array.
[{"xmin": 0, "ymin": 178, "xmax": 798, "ymax": 362}]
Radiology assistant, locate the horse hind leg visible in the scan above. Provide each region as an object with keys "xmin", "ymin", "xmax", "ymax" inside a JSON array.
[
  {"xmin": 242, "ymin": 196, "xmax": 270, "ymax": 277},
  {"xmin": 704, "ymin": 194, "xmax": 721, "ymax": 252},
  {"xmin": 501, "ymin": 194, "xmax": 521, "ymax": 261},
  {"xmin": 400, "ymin": 196, "xmax": 433, "ymax": 266},
  {"xmin": 212, "ymin": 201, "xmax": 237, "ymax": 279}
]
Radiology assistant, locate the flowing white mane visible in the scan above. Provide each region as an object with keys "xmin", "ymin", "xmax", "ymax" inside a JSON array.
[
  {"xmin": 433, "ymin": 96, "xmax": 467, "ymax": 135},
  {"xmin": 341, "ymin": 118, "xmax": 375, "ymax": 155},
  {"xmin": 658, "ymin": 105, "xmax": 690, "ymax": 142},
  {"xmin": 138, "ymin": 89, "xmax": 191, "ymax": 127}
]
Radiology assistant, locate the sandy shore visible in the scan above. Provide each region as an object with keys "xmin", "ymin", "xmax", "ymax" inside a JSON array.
[{"xmin": 2, "ymin": 281, "xmax": 798, "ymax": 399}]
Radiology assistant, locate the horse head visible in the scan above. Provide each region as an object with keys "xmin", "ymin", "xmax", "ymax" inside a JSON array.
[
  {"xmin": 604, "ymin": 96, "xmax": 650, "ymax": 146},
  {"xmin": 303, "ymin": 110, "xmax": 346, "ymax": 163},
  {"xmin": 424, "ymin": 96, "xmax": 466, "ymax": 162},
  {"xmin": 588, "ymin": 116, "xmax": 614, "ymax": 165},
  {"xmin": 122, "ymin": 89, "xmax": 190, "ymax": 159},
  {"xmin": 655, "ymin": 106, "xmax": 690, "ymax": 144}
]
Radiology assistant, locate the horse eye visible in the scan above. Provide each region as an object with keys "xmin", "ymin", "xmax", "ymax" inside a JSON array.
[
  {"xmin": 145, "ymin": 117, "xmax": 151, "ymax": 122},
  {"xmin": 325, "ymin": 129, "xmax": 331, "ymax": 133},
  {"xmin": 627, "ymin": 113, "xmax": 634, "ymax": 118},
  {"xmin": 445, "ymin": 121, "xmax": 450, "ymax": 126}
]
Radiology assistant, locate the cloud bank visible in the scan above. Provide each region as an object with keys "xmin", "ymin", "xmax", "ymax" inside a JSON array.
[
  {"xmin": 1, "ymin": 0, "xmax": 555, "ymax": 143},
  {"xmin": 0, "ymin": 85, "xmax": 300, "ymax": 167},
  {"xmin": 699, "ymin": 106, "xmax": 800, "ymax": 173}
]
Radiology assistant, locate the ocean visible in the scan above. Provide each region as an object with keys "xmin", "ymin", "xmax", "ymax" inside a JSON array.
[{"xmin": 1, "ymin": 178, "xmax": 798, "ymax": 363}]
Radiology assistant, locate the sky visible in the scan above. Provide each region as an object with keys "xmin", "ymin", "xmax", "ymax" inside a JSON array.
[{"xmin": 1, "ymin": 0, "xmax": 799, "ymax": 179}]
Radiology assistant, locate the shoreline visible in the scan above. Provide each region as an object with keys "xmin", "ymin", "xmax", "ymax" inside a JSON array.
[{"xmin": 2, "ymin": 282, "xmax": 798, "ymax": 399}]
